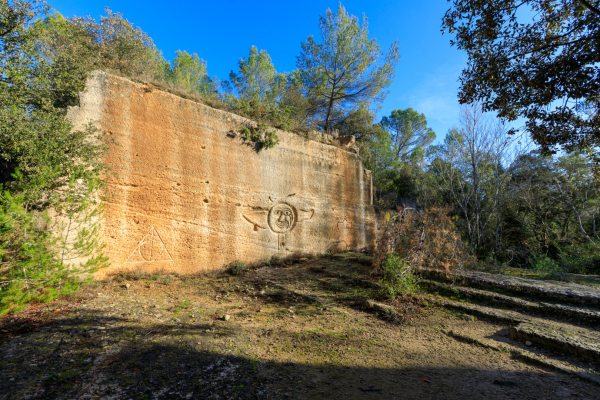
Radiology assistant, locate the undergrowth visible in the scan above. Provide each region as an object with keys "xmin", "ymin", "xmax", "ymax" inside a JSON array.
[
  {"xmin": 0, "ymin": 189, "xmax": 108, "ymax": 316},
  {"xmin": 229, "ymin": 261, "xmax": 246, "ymax": 276},
  {"xmin": 378, "ymin": 253, "xmax": 418, "ymax": 299},
  {"xmin": 373, "ymin": 206, "xmax": 474, "ymax": 299}
]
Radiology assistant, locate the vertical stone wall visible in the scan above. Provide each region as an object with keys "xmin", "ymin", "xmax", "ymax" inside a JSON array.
[{"xmin": 68, "ymin": 71, "xmax": 376, "ymax": 275}]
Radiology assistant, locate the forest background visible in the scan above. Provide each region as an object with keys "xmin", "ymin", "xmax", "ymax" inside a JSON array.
[{"xmin": 0, "ymin": 0, "xmax": 598, "ymax": 314}]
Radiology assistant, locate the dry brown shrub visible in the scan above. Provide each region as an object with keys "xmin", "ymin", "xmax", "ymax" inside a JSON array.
[{"xmin": 373, "ymin": 206, "xmax": 475, "ymax": 274}]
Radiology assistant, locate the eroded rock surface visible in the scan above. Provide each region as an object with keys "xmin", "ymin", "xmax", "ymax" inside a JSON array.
[
  {"xmin": 423, "ymin": 269, "xmax": 600, "ymax": 306},
  {"xmin": 67, "ymin": 72, "xmax": 376, "ymax": 276}
]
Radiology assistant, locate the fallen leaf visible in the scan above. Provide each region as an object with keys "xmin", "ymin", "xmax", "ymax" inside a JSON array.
[
  {"xmin": 54, "ymin": 309, "xmax": 61, "ymax": 312},
  {"xmin": 420, "ymin": 376, "xmax": 430, "ymax": 383}
]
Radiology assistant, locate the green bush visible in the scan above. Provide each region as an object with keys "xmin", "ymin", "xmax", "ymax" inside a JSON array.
[
  {"xmin": 531, "ymin": 255, "xmax": 561, "ymax": 274},
  {"xmin": 526, "ymin": 242, "xmax": 600, "ymax": 276},
  {"xmin": 229, "ymin": 261, "xmax": 245, "ymax": 276},
  {"xmin": 0, "ymin": 2, "xmax": 124, "ymax": 314},
  {"xmin": 239, "ymin": 122, "xmax": 280, "ymax": 152},
  {"xmin": 379, "ymin": 253, "xmax": 418, "ymax": 299},
  {"xmin": 0, "ymin": 192, "xmax": 108, "ymax": 315}
]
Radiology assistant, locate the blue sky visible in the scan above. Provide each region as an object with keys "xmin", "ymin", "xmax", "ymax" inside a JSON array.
[{"xmin": 47, "ymin": 0, "xmax": 468, "ymax": 141}]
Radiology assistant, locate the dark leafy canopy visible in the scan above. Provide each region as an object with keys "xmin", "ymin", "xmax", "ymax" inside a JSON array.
[
  {"xmin": 297, "ymin": 4, "xmax": 400, "ymax": 133},
  {"xmin": 442, "ymin": 0, "xmax": 600, "ymax": 154}
]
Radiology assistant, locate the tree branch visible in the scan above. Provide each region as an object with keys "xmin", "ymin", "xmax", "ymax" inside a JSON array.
[{"xmin": 575, "ymin": 0, "xmax": 600, "ymax": 17}]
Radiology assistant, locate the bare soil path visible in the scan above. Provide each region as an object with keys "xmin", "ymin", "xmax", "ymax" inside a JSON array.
[{"xmin": 0, "ymin": 253, "xmax": 598, "ymax": 399}]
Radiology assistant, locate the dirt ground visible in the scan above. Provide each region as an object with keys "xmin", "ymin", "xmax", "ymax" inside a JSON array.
[{"xmin": 0, "ymin": 253, "xmax": 598, "ymax": 399}]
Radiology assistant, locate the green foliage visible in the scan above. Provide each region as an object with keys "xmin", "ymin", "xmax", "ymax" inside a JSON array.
[
  {"xmin": 0, "ymin": 1, "xmax": 126, "ymax": 314},
  {"xmin": 442, "ymin": 0, "xmax": 600, "ymax": 159},
  {"xmin": 426, "ymin": 103, "xmax": 513, "ymax": 249},
  {"xmin": 331, "ymin": 106, "xmax": 380, "ymax": 142},
  {"xmin": 378, "ymin": 253, "xmax": 418, "ymax": 299},
  {"xmin": 0, "ymin": 113, "xmax": 106, "ymax": 206},
  {"xmin": 360, "ymin": 127, "xmax": 402, "ymax": 191},
  {"xmin": 239, "ymin": 122, "xmax": 280, "ymax": 152},
  {"xmin": 226, "ymin": 79, "xmax": 306, "ymax": 134},
  {"xmin": 229, "ymin": 261, "xmax": 246, "ymax": 276},
  {"xmin": 557, "ymin": 242, "xmax": 600, "ymax": 275},
  {"xmin": 225, "ymin": 46, "xmax": 286, "ymax": 106},
  {"xmin": 221, "ymin": 47, "xmax": 309, "ymax": 133},
  {"xmin": 269, "ymin": 255, "xmax": 283, "ymax": 266},
  {"xmin": 0, "ymin": 4, "xmax": 108, "ymax": 201},
  {"xmin": 379, "ymin": 108, "xmax": 435, "ymax": 164},
  {"xmin": 500, "ymin": 151, "xmax": 599, "ymax": 267},
  {"xmin": 0, "ymin": 192, "xmax": 108, "ymax": 316},
  {"xmin": 296, "ymin": 4, "xmax": 400, "ymax": 132},
  {"xmin": 232, "ymin": 97, "xmax": 296, "ymax": 129},
  {"xmin": 44, "ymin": 368, "xmax": 79, "ymax": 385},
  {"xmin": 164, "ymin": 50, "xmax": 218, "ymax": 95},
  {"xmin": 528, "ymin": 242, "xmax": 600, "ymax": 276},
  {"xmin": 418, "ymin": 104, "xmax": 599, "ymax": 273},
  {"xmin": 262, "ymin": 129, "xmax": 280, "ymax": 150},
  {"xmin": 69, "ymin": 7, "xmax": 166, "ymax": 79},
  {"xmin": 531, "ymin": 255, "xmax": 561, "ymax": 274}
]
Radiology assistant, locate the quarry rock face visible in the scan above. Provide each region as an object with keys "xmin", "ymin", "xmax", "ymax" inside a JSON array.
[{"xmin": 68, "ymin": 71, "xmax": 377, "ymax": 276}]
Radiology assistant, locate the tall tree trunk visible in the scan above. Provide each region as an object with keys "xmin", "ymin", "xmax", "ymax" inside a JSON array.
[
  {"xmin": 470, "ymin": 129, "xmax": 481, "ymax": 248},
  {"xmin": 324, "ymin": 80, "xmax": 337, "ymax": 133},
  {"xmin": 554, "ymin": 177, "xmax": 594, "ymax": 243}
]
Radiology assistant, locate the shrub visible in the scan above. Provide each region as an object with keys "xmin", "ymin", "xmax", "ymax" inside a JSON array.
[
  {"xmin": 531, "ymin": 255, "xmax": 561, "ymax": 274},
  {"xmin": 536, "ymin": 242, "xmax": 600, "ymax": 275},
  {"xmin": 69, "ymin": 8, "xmax": 166, "ymax": 80},
  {"xmin": 562, "ymin": 242, "xmax": 600, "ymax": 275},
  {"xmin": 0, "ymin": 192, "xmax": 108, "ymax": 315},
  {"xmin": 0, "ymin": 3, "xmax": 115, "ymax": 314},
  {"xmin": 269, "ymin": 255, "xmax": 283, "ymax": 266},
  {"xmin": 239, "ymin": 122, "xmax": 280, "ymax": 152},
  {"xmin": 379, "ymin": 253, "xmax": 418, "ymax": 299},
  {"xmin": 373, "ymin": 206, "xmax": 474, "ymax": 279},
  {"xmin": 229, "ymin": 261, "xmax": 245, "ymax": 276}
]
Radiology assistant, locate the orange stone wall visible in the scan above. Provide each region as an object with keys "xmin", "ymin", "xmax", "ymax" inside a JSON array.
[{"xmin": 67, "ymin": 71, "xmax": 376, "ymax": 275}]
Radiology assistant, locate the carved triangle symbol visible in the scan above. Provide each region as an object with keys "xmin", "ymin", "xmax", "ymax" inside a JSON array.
[{"xmin": 126, "ymin": 227, "xmax": 173, "ymax": 263}]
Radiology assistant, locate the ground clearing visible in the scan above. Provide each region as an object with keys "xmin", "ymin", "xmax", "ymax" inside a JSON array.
[{"xmin": 0, "ymin": 253, "xmax": 598, "ymax": 399}]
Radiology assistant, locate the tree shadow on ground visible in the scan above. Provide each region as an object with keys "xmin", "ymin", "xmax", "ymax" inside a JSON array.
[{"xmin": 0, "ymin": 308, "xmax": 592, "ymax": 400}]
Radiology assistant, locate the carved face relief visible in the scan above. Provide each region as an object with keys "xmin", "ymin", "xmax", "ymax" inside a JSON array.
[{"xmin": 268, "ymin": 203, "xmax": 296, "ymax": 233}]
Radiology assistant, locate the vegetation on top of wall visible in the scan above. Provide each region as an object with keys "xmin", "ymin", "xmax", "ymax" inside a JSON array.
[
  {"xmin": 239, "ymin": 123, "xmax": 280, "ymax": 152},
  {"xmin": 2, "ymin": 0, "xmax": 598, "ymax": 315},
  {"xmin": 2, "ymin": 1, "xmax": 392, "ymax": 315}
]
